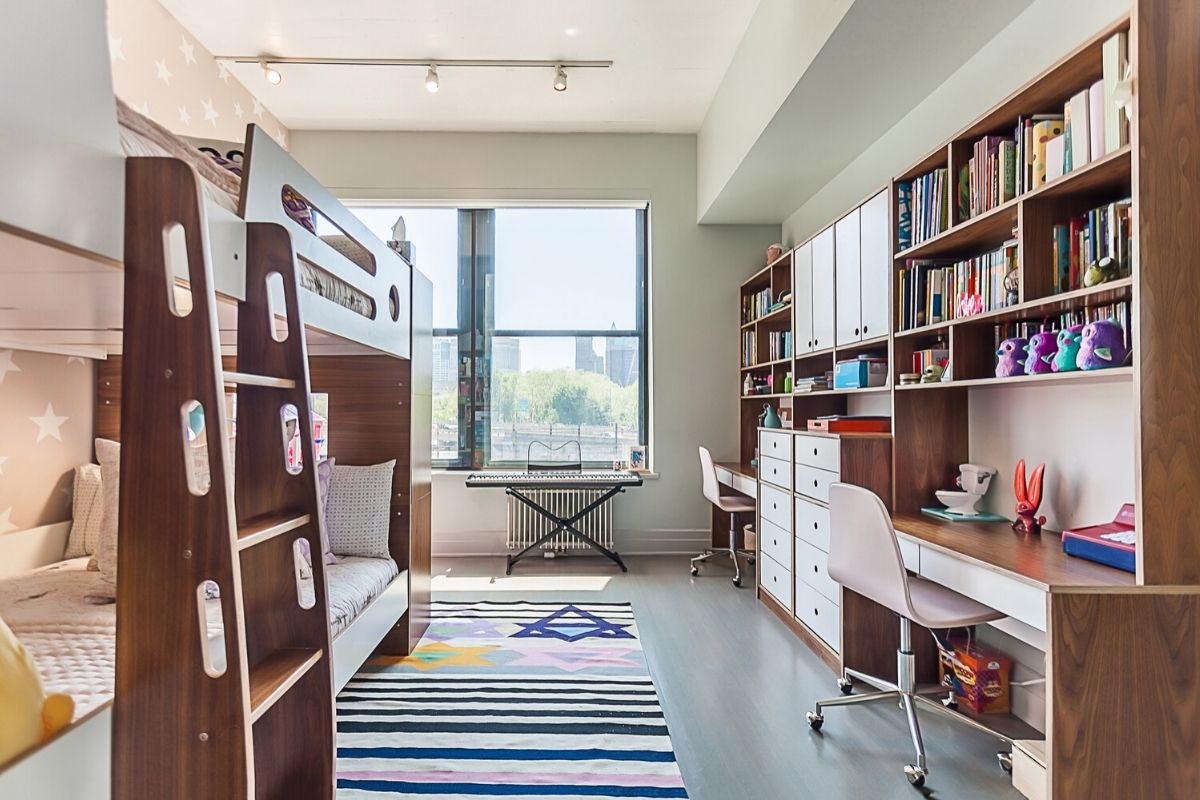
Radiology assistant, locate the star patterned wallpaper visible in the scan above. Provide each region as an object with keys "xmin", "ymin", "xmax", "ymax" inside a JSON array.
[
  {"xmin": 0, "ymin": 350, "xmax": 95, "ymax": 535},
  {"xmin": 107, "ymin": 0, "xmax": 288, "ymax": 147}
]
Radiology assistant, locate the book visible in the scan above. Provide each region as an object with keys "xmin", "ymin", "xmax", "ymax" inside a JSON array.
[
  {"xmin": 1102, "ymin": 32, "xmax": 1130, "ymax": 153},
  {"xmin": 897, "ymin": 181, "xmax": 913, "ymax": 250},
  {"xmin": 1069, "ymin": 89, "xmax": 1091, "ymax": 170},
  {"xmin": 1088, "ymin": 80, "xmax": 1106, "ymax": 159},
  {"xmin": 1045, "ymin": 135, "xmax": 1066, "ymax": 182},
  {"xmin": 1031, "ymin": 119, "xmax": 1065, "ymax": 187},
  {"xmin": 808, "ymin": 415, "xmax": 891, "ymax": 434},
  {"xmin": 999, "ymin": 140, "xmax": 1016, "ymax": 203}
]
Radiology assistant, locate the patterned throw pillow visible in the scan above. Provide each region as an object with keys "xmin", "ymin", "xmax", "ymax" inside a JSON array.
[
  {"xmin": 94, "ymin": 439, "xmax": 121, "ymax": 589},
  {"xmin": 326, "ymin": 460, "xmax": 395, "ymax": 559},
  {"xmin": 65, "ymin": 464, "xmax": 104, "ymax": 558},
  {"xmin": 317, "ymin": 458, "xmax": 337, "ymax": 564}
]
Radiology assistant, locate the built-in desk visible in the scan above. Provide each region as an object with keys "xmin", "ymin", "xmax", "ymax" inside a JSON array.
[{"xmin": 712, "ymin": 462, "xmax": 757, "ymax": 549}]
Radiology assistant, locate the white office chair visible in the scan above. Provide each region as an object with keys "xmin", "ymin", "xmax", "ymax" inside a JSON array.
[
  {"xmin": 690, "ymin": 446, "xmax": 756, "ymax": 587},
  {"xmin": 805, "ymin": 483, "xmax": 1012, "ymax": 788}
]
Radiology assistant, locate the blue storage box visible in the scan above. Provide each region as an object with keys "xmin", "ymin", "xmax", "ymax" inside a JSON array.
[{"xmin": 834, "ymin": 358, "xmax": 888, "ymax": 389}]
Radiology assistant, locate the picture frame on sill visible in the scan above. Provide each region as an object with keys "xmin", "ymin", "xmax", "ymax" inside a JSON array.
[{"xmin": 628, "ymin": 445, "xmax": 647, "ymax": 473}]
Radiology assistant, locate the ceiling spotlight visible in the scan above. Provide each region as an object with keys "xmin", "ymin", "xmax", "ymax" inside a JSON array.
[
  {"xmin": 425, "ymin": 64, "xmax": 440, "ymax": 93},
  {"xmin": 553, "ymin": 64, "xmax": 568, "ymax": 92},
  {"xmin": 260, "ymin": 59, "xmax": 282, "ymax": 85}
]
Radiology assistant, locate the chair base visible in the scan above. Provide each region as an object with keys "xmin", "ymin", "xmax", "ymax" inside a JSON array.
[
  {"xmin": 689, "ymin": 510, "xmax": 754, "ymax": 586},
  {"xmin": 805, "ymin": 618, "xmax": 1012, "ymax": 788}
]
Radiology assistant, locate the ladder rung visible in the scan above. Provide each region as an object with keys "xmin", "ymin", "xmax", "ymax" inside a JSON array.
[
  {"xmin": 249, "ymin": 648, "xmax": 323, "ymax": 723},
  {"xmin": 223, "ymin": 371, "xmax": 296, "ymax": 389},
  {"xmin": 237, "ymin": 512, "xmax": 311, "ymax": 550}
]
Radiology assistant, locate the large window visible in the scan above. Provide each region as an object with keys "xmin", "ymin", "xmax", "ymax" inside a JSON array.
[{"xmin": 349, "ymin": 206, "xmax": 648, "ymax": 468}]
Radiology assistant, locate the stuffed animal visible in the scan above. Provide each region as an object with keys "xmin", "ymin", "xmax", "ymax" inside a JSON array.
[
  {"xmin": 921, "ymin": 363, "xmax": 944, "ymax": 383},
  {"xmin": 995, "ymin": 337, "xmax": 1028, "ymax": 378},
  {"xmin": 1052, "ymin": 325, "xmax": 1084, "ymax": 372},
  {"xmin": 1024, "ymin": 332, "xmax": 1058, "ymax": 375},
  {"xmin": 1077, "ymin": 319, "xmax": 1129, "ymax": 370},
  {"xmin": 1083, "ymin": 255, "xmax": 1119, "ymax": 288},
  {"xmin": 0, "ymin": 617, "xmax": 74, "ymax": 766},
  {"xmin": 1012, "ymin": 459, "xmax": 1047, "ymax": 536}
]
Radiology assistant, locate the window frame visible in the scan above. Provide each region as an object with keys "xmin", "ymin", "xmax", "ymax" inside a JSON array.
[{"xmin": 427, "ymin": 206, "xmax": 649, "ymax": 470}]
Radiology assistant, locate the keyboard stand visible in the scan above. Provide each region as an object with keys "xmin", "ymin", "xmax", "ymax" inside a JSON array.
[{"xmin": 505, "ymin": 486, "xmax": 629, "ymax": 574}]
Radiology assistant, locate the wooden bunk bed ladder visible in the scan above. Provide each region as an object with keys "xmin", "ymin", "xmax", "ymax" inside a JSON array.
[{"xmin": 115, "ymin": 158, "xmax": 334, "ymax": 800}]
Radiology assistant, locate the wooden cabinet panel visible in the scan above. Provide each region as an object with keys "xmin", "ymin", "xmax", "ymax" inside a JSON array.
[
  {"xmin": 834, "ymin": 207, "xmax": 862, "ymax": 345},
  {"xmin": 859, "ymin": 190, "xmax": 891, "ymax": 339},
  {"xmin": 811, "ymin": 227, "xmax": 836, "ymax": 351},
  {"xmin": 793, "ymin": 241, "xmax": 814, "ymax": 354}
]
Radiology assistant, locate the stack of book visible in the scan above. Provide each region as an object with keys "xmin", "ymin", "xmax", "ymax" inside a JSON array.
[
  {"xmin": 793, "ymin": 374, "xmax": 830, "ymax": 394},
  {"xmin": 993, "ymin": 300, "xmax": 1131, "ymax": 349},
  {"xmin": 1051, "ymin": 199, "xmax": 1133, "ymax": 293},
  {"xmin": 964, "ymin": 135, "xmax": 1018, "ymax": 218},
  {"xmin": 766, "ymin": 330, "xmax": 793, "ymax": 361},
  {"xmin": 742, "ymin": 287, "xmax": 772, "ymax": 324},
  {"xmin": 741, "ymin": 331, "xmax": 757, "ymax": 367},
  {"xmin": 897, "ymin": 241, "xmax": 1018, "ymax": 330},
  {"xmin": 912, "ymin": 346, "xmax": 950, "ymax": 375},
  {"xmin": 896, "ymin": 168, "xmax": 950, "ymax": 249}
]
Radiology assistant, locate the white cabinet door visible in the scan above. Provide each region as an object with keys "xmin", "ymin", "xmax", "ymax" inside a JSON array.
[
  {"xmin": 811, "ymin": 227, "xmax": 836, "ymax": 351},
  {"xmin": 859, "ymin": 190, "xmax": 891, "ymax": 340},
  {"xmin": 793, "ymin": 241, "xmax": 814, "ymax": 354},
  {"xmin": 835, "ymin": 208, "xmax": 862, "ymax": 345}
]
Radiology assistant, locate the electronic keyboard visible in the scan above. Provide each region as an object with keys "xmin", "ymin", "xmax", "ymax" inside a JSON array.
[{"xmin": 464, "ymin": 470, "xmax": 643, "ymax": 489}]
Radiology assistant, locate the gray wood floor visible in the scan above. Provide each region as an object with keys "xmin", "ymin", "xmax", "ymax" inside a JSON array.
[{"xmin": 431, "ymin": 554, "xmax": 1023, "ymax": 800}]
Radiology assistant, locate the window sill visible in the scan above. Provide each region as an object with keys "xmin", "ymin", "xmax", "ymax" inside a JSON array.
[{"xmin": 434, "ymin": 468, "xmax": 659, "ymax": 480}]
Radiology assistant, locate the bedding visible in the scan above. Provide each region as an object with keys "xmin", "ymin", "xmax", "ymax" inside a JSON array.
[
  {"xmin": 115, "ymin": 97, "xmax": 378, "ymax": 319},
  {"xmin": 0, "ymin": 555, "xmax": 398, "ymax": 720}
]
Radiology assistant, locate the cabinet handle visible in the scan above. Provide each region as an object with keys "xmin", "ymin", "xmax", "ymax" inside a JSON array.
[
  {"xmin": 807, "ymin": 340, "xmax": 812, "ymax": 348},
  {"xmin": 814, "ymin": 608, "xmax": 819, "ymax": 616},
  {"xmin": 854, "ymin": 327, "xmax": 860, "ymax": 336},
  {"xmin": 814, "ymin": 522, "xmax": 818, "ymax": 530},
  {"xmin": 863, "ymin": 325, "xmax": 869, "ymax": 334},
  {"xmin": 813, "ymin": 448, "xmax": 818, "ymax": 456},
  {"xmin": 813, "ymin": 565, "xmax": 818, "ymax": 573},
  {"xmin": 813, "ymin": 480, "xmax": 818, "ymax": 488}
]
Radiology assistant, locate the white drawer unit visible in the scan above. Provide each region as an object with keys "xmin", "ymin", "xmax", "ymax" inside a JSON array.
[
  {"xmin": 795, "ymin": 496, "xmax": 831, "ymax": 552},
  {"xmin": 759, "ymin": 482, "xmax": 791, "ymax": 531},
  {"xmin": 795, "ymin": 537, "xmax": 839, "ymax": 604},
  {"xmin": 794, "ymin": 463, "xmax": 837, "ymax": 504},
  {"xmin": 759, "ymin": 552, "xmax": 792, "ymax": 609},
  {"xmin": 918, "ymin": 546, "xmax": 1048, "ymax": 631},
  {"xmin": 795, "ymin": 577, "xmax": 840, "ymax": 652},
  {"xmin": 759, "ymin": 430, "xmax": 793, "ymax": 462},
  {"xmin": 759, "ymin": 517, "xmax": 791, "ymax": 567},
  {"xmin": 898, "ymin": 537, "xmax": 920, "ymax": 572},
  {"xmin": 793, "ymin": 433, "xmax": 840, "ymax": 473},
  {"xmin": 759, "ymin": 455, "xmax": 791, "ymax": 490}
]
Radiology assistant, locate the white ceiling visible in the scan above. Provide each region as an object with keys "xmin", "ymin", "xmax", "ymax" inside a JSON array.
[{"xmin": 158, "ymin": 0, "xmax": 761, "ymax": 133}]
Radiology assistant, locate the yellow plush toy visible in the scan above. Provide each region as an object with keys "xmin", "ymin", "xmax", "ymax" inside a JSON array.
[{"xmin": 0, "ymin": 616, "xmax": 74, "ymax": 766}]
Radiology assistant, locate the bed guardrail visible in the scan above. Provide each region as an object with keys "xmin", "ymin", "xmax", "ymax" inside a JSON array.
[{"xmin": 238, "ymin": 125, "xmax": 411, "ymax": 358}]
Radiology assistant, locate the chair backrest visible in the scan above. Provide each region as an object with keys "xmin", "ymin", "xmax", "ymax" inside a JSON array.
[
  {"xmin": 697, "ymin": 446, "xmax": 722, "ymax": 506},
  {"xmin": 827, "ymin": 482, "xmax": 914, "ymax": 618}
]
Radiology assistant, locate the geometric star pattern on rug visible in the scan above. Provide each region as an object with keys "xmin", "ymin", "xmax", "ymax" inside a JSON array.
[
  {"xmin": 369, "ymin": 641, "xmax": 500, "ymax": 671},
  {"xmin": 511, "ymin": 603, "xmax": 634, "ymax": 642},
  {"xmin": 505, "ymin": 641, "xmax": 640, "ymax": 672},
  {"xmin": 422, "ymin": 617, "xmax": 505, "ymax": 642}
]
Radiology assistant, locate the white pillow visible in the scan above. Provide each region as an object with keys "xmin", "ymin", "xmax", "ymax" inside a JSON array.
[
  {"xmin": 64, "ymin": 464, "xmax": 104, "ymax": 558},
  {"xmin": 326, "ymin": 460, "xmax": 395, "ymax": 558},
  {"xmin": 94, "ymin": 439, "xmax": 121, "ymax": 587}
]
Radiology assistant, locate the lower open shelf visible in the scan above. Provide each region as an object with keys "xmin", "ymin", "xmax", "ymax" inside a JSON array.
[
  {"xmin": 896, "ymin": 365, "xmax": 1132, "ymax": 391},
  {"xmin": 249, "ymin": 648, "xmax": 323, "ymax": 722}
]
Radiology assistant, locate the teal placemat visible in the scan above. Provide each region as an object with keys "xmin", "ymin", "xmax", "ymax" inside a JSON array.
[{"xmin": 920, "ymin": 507, "xmax": 1009, "ymax": 523}]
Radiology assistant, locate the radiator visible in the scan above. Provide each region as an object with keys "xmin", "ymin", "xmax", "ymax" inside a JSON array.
[{"xmin": 506, "ymin": 489, "xmax": 613, "ymax": 551}]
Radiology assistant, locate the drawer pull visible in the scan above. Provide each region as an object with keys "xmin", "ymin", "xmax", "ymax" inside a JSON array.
[
  {"xmin": 813, "ymin": 480, "xmax": 818, "ymax": 488},
  {"xmin": 813, "ymin": 565, "xmax": 818, "ymax": 573},
  {"xmin": 813, "ymin": 522, "xmax": 818, "ymax": 530},
  {"xmin": 814, "ymin": 608, "xmax": 819, "ymax": 616},
  {"xmin": 813, "ymin": 448, "xmax": 818, "ymax": 456}
]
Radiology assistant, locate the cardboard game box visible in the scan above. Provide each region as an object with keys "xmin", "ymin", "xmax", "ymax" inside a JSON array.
[
  {"xmin": 939, "ymin": 639, "xmax": 1012, "ymax": 715},
  {"xmin": 1062, "ymin": 503, "xmax": 1136, "ymax": 573}
]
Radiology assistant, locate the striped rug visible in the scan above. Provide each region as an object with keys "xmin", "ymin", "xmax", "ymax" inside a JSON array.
[{"xmin": 336, "ymin": 600, "xmax": 688, "ymax": 799}]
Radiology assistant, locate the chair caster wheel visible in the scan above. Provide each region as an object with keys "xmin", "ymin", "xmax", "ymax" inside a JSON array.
[
  {"xmin": 732, "ymin": 577, "xmax": 742, "ymax": 587},
  {"xmin": 997, "ymin": 752, "xmax": 1013, "ymax": 774},
  {"xmin": 806, "ymin": 711, "xmax": 823, "ymax": 731},
  {"xmin": 837, "ymin": 678, "xmax": 853, "ymax": 695},
  {"xmin": 904, "ymin": 765, "xmax": 927, "ymax": 787},
  {"xmin": 689, "ymin": 566, "xmax": 699, "ymax": 576}
]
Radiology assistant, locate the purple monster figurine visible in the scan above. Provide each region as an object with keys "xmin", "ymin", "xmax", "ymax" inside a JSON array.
[
  {"xmin": 995, "ymin": 337, "xmax": 1028, "ymax": 378},
  {"xmin": 1024, "ymin": 331, "xmax": 1058, "ymax": 375},
  {"xmin": 1077, "ymin": 319, "xmax": 1129, "ymax": 370}
]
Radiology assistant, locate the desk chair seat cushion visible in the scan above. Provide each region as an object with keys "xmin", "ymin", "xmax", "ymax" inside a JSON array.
[
  {"xmin": 713, "ymin": 496, "xmax": 755, "ymax": 514},
  {"xmin": 905, "ymin": 575, "xmax": 1005, "ymax": 629}
]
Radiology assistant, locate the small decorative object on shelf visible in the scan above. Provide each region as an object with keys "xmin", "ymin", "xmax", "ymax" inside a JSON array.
[
  {"xmin": 783, "ymin": 372, "xmax": 793, "ymax": 394},
  {"xmin": 934, "ymin": 463, "xmax": 997, "ymax": 517},
  {"xmin": 921, "ymin": 363, "xmax": 944, "ymax": 383},
  {"xmin": 1083, "ymin": 255, "xmax": 1120, "ymax": 288},
  {"xmin": 766, "ymin": 243, "xmax": 784, "ymax": 263},
  {"xmin": 1024, "ymin": 331, "xmax": 1059, "ymax": 375},
  {"xmin": 995, "ymin": 337, "xmax": 1029, "ymax": 377},
  {"xmin": 759, "ymin": 404, "xmax": 782, "ymax": 429},
  {"xmin": 1003, "ymin": 267, "xmax": 1019, "ymax": 307},
  {"xmin": 1012, "ymin": 459, "xmax": 1046, "ymax": 536},
  {"xmin": 1077, "ymin": 319, "xmax": 1129, "ymax": 370},
  {"xmin": 899, "ymin": 372, "xmax": 921, "ymax": 386},
  {"xmin": 627, "ymin": 446, "xmax": 647, "ymax": 473},
  {"xmin": 1052, "ymin": 325, "xmax": 1084, "ymax": 372},
  {"xmin": 743, "ymin": 373, "xmax": 754, "ymax": 395}
]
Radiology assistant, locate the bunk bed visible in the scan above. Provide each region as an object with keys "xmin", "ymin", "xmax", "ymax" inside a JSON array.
[{"xmin": 0, "ymin": 5, "xmax": 431, "ymax": 796}]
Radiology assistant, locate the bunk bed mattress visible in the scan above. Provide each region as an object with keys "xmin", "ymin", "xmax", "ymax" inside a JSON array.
[{"xmin": 321, "ymin": 556, "xmax": 400, "ymax": 637}]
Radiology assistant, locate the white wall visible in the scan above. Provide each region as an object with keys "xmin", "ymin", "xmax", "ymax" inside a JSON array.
[
  {"xmin": 289, "ymin": 130, "xmax": 779, "ymax": 556},
  {"xmin": 781, "ymin": 0, "xmax": 1131, "ymax": 244}
]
